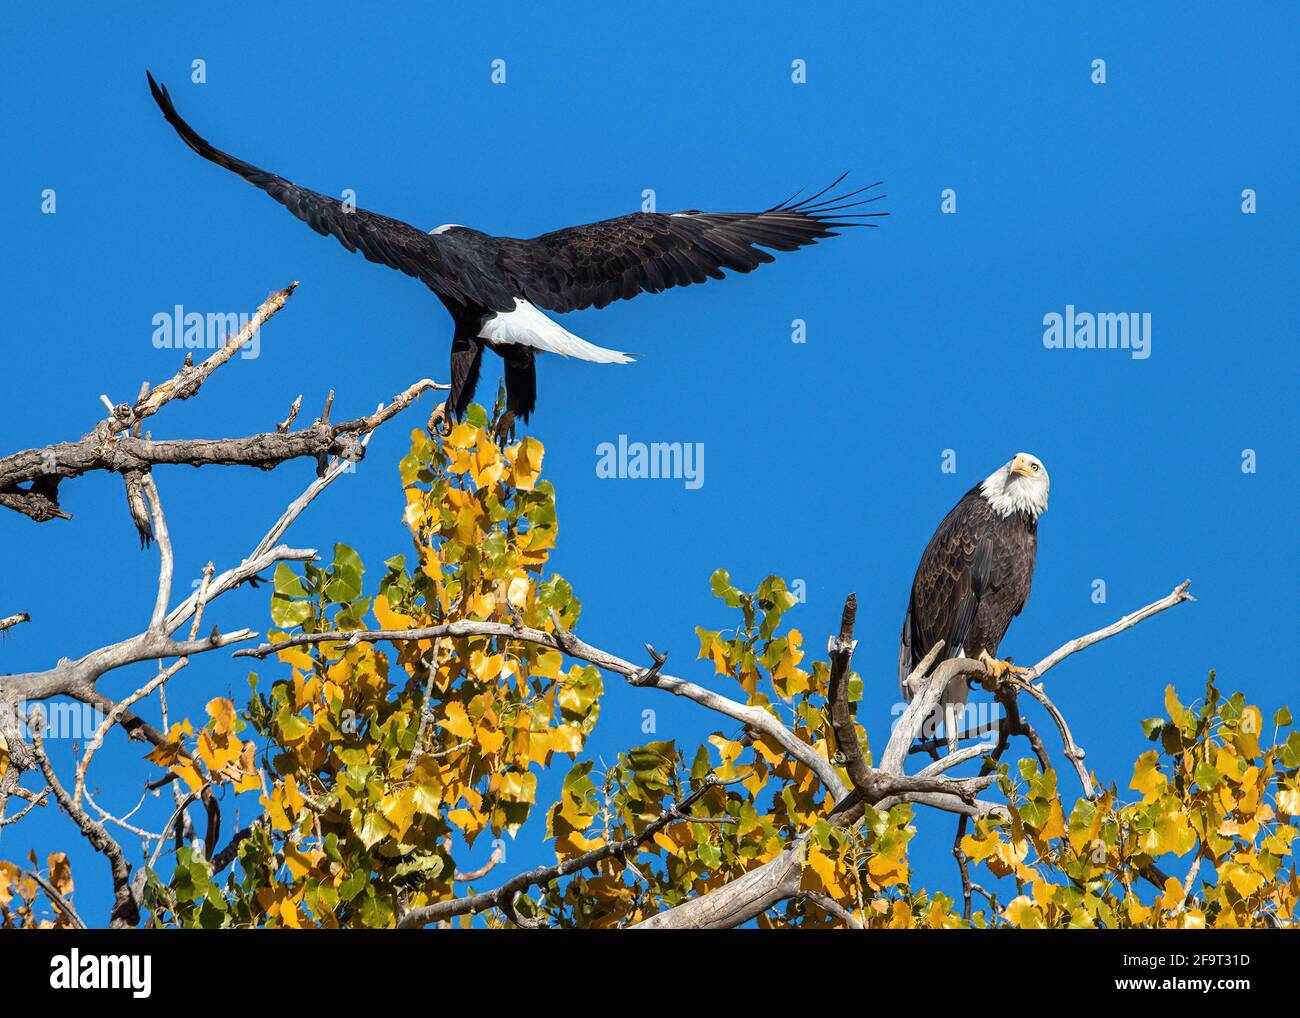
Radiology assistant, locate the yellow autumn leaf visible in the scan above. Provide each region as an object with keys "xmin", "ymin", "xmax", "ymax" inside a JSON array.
[
  {"xmin": 283, "ymin": 774, "xmax": 305, "ymax": 814},
  {"xmin": 470, "ymin": 650, "xmax": 504, "ymax": 682},
  {"xmin": 470, "ymin": 435, "xmax": 504, "ymax": 488},
  {"xmin": 1142, "ymin": 808, "xmax": 1197, "ymax": 857},
  {"xmin": 412, "ymin": 781, "xmax": 442, "ymax": 815},
  {"xmin": 550, "ymin": 724, "xmax": 584, "ymax": 755},
  {"xmin": 477, "ymin": 725, "xmax": 505, "ymax": 755},
  {"xmin": 1031, "ymin": 878, "xmax": 1057, "ymax": 908},
  {"xmin": 1223, "ymin": 860, "xmax": 1264, "ymax": 897},
  {"xmin": 1130, "ymin": 751, "xmax": 1166, "ymax": 802},
  {"xmin": 172, "ymin": 760, "xmax": 205, "ymax": 794},
  {"xmin": 960, "ymin": 833, "xmax": 997, "ymax": 862},
  {"xmin": 207, "ymin": 698, "xmax": 237, "ymax": 736},
  {"xmin": 47, "ymin": 853, "xmax": 73, "ymax": 896},
  {"xmin": 1157, "ymin": 877, "xmax": 1185, "ymax": 910},
  {"xmin": 497, "ymin": 770, "xmax": 537, "ymax": 803},
  {"xmin": 440, "ymin": 701, "xmax": 475, "ymax": 740},
  {"xmin": 555, "ymin": 827, "xmax": 604, "ymax": 857},
  {"xmin": 372, "ymin": 594, "xmax": 419, "ymax": 632},
  {"xmin": 1039, "ymin": 798, "xmax": 1066, "ymax": 841},
  {"xmin": 1234, "ymin": 706, "xmax": 1263, "ymax": 756},
  {"xmin": 1003, "ymin": 895, "xmax": 1044, "ymax": 928},
  {"xmin": 380, "ymin": 787, "xmax": 418, "ymax": 840},
  {"xmin": 283, "ymin": 845, "xmax": 320, "ymax": 881},
  {"xmin": 867, "ymin": 849, "xmax": 908, "ymax": 888},
  {"xmin": 275, "ymin": 642, "xmax": 316, "ymax": 673},
  {"xmin": 1126, "ymin": 896, "xmax": 1152, "ymax": 925},
  {"xmin": 801, "ymin": 843, "xmax": 844, "ymax": 896},
  {"xmin": 448, "ymin": 807, "xmax": 487, "ymax": 842},
  {"xmin": 506, "ymin": 574, "xmax": 530, "ymax": 606},
  {"xmin": 524, "ymin": 730, "xmax": 554, "ymax": 765},
  {"xmin": 509, "ymin": 436, "xmax": 544, "ymax": 490}
]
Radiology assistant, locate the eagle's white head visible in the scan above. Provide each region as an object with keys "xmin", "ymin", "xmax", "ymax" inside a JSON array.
[{"xmin": 980, "ymin": 452, "xmax": 1050, "ymax": 519}]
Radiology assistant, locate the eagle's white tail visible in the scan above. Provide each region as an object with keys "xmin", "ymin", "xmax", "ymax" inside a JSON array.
[{"xmin": 479, "ymin": 299, "xmax": 634, "ymax": 364}]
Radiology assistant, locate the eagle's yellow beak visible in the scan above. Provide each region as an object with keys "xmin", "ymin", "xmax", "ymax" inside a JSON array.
[{"xmin": 1010, "ymin": 455, "xmax": 1035, "ymax": 478}]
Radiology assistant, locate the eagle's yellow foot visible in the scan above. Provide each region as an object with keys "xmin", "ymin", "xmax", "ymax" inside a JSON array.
[
  {"xmin": 977, "ymin": 650, "xmax": 1030, "ymax": 686},
  {"xmin": 494, "ymin": 410, "xmax": 517, "ymax": 443},
  {"xmin": 427, "ymin": 401, "xmax": 450, "ymax": 437}
]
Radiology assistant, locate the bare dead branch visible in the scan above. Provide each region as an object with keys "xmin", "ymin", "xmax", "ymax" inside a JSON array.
[
  {"xmin": 237, "ymin": 618, "xmax": 851, "ymax": 802},
  {"xmin": 144, "ymin": 477, "xmax": 173, "ymax": 630},
  {"xmin": 0, "ymin": 425, "xmax": 375, "ymax": 526},
  {"xmin": 454, "ymin": 842, "xmax": 506, "ymax": 883},
  {"xmin": 800, "ymin": 890, "xmax": 864, "ymax": 929},
  {"xmin": 24, "ymin": 867, "xmax": 86, "ymax": 930},
  {"xmin": 825, "ymin": 593, "xmax": 871, "ymax": 793},
  {"xmin": 0, "ymin": 281, "xmax": 444, "ymax": 528},
  {"xmin": 404, "ymin": 638, "xmax": 444, "ymax": 779},
  {"xmin": 1023, "ymin": 580, "xmax": 1194, "ymax": 681},
  {"xmin": 1009, "ymin": 676, "xmax": 1096, "ymax": 798},
  {"xmin": 0, "ymin": 785, "xmax": 49, "ymax": 828},
  {"xmin": 129, "ymin": 282, "xmax": 297, "ymax": 427},
  {"xmin": 0, "ymin": 613, "xmax": 31, "ymax": 634},
  {"xmin": 29, "ymin": 709, "xmax": 138, "ymax": 928}
]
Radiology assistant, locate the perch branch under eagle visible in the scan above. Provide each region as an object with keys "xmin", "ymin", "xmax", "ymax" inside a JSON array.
[{"xmin": 146, "ymin": 72, "xmax": 884, "ymax": 423}]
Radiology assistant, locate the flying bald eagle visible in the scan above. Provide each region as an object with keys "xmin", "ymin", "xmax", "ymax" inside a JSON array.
[
  {"xmin": 898, "ymin": 453, "xmax": 1050, "ymax": 750},
  {"xmin": 146, "ymin": 73, "xmax": 884, "ymax": 423}
]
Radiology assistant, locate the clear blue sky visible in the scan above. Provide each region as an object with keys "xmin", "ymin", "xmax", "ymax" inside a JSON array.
[{"xmin": 3, "ymin": 2, "xmax": 1295, "ymax": 924}]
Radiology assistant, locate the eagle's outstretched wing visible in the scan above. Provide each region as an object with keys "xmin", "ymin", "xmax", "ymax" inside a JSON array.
[
  {"xmin": 149, "ymin": 72, "xmax": 881, "ymax": 319},
  {"xmin": 146, "ymin": 72, "xmax": 517, "ymax": 311},
  {"xmin": 495, "ymin": 180, "xmax": 886, "ymax": 314}
]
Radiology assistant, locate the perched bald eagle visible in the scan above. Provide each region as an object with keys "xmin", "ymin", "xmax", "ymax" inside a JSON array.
[
  {"xmin": 898, "ymin": 453, "xmax": 1050, "ymax": 750},
  {"xmin": 146, "ymin": 73, "xmax": 883, "ymax": 422}
]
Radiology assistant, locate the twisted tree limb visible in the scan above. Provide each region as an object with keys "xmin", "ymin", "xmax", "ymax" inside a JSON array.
[
  {"xmin": 0, "ymin": 368, "xmax": 441, "ymax": 923},
  {"xmin": 0, "ymin": 278, "xmax": 447, "ymax": 534},
  {"xmin": 29, "ymin": 712, "xmax": 139, "ymax": 928},
  {"xmin": 1022, "ymin": 580, "xmax": 1194, "ymax": 681},
  {"xmin": 800, "ymin": 890, "xmax": 864, "ymax": 929},
  {"xmin": 238, "ymin": 617, "xmax": 852, "ymax": 802},
  {"xmin": 24, "ymin": 866, "xmax": 86, "ymax": 930},
  {"xmin": 0, "ymin": 613, "xmax": 30, "ymax": 634},
  {"xmin": 636, "ymin": 581, "xmax": 1194, "ymax": 929}
]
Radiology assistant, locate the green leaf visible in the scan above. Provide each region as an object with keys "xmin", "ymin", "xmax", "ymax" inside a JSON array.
[
  {"xmin": 709, "ymin": 568, "xmax": 743, "ymax": 608},
  {"xmin": 324, "ymin": 543, "xmax": 364, "ymax": 603},
  {"xmin": 1194, "ymin": 761, "xmax": 1222, "ymax": 790},
  {"xmin": 273, "ymin": 563, "xmax": 308, "ymax": 597},
  {"xmin": 338, "ymin": 868, "xmax": 368, "ymax": 902}
]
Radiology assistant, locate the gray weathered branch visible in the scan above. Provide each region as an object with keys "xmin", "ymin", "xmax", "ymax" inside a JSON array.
[{"xmin": 0, "ymin": 275, "xmax": 447, "ymax": 531}]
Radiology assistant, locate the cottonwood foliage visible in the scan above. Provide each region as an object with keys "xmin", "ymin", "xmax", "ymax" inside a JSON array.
[{"xmin": 3, "ymin": 406, "xmax": 1296, "ymax": 928}]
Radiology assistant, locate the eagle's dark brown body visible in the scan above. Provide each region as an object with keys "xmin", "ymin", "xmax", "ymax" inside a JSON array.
[{"xmin": 898, "ymin": 483, "xmax": 1038, "ymax": 694}]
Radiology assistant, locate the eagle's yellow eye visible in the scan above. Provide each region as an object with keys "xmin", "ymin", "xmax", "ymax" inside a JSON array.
[{"xmin": 1031, "ymin": 463, "xmax": 1039, "ymax": 472}]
